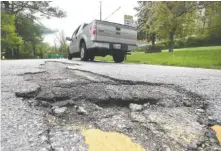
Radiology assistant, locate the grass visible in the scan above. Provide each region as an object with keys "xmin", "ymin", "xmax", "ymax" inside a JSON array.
[{"xmin": 95, "ymin": 46, "xmax": 221, "ymax": 69}]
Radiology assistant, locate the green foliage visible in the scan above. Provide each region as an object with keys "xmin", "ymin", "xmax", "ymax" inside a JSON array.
[
  {"xmin": 1, "ymin": 12, "xmax": 23, "ymax": 47},
  {"xmin": 135, "ymin": 2, "xmax": 158, "ymax": 45},
  {"xmin": 154, "ymin": 36, "xmax": 221, "ymax": 50},
  {"xmin": 135, "ymin": 2, "xmax": 221, "ymax": 52},
  {"xmin": 19, "ymin": 42, "xmax": 33, "ymax": 58},
  {"xmin": 1, "ymin": 1, "xmax": 66, "ymax": 18},
  {"xmin": 1, "ymin": 12, "xmax": 57, "ymax": 59},
  {"xmin": 204, "ymin": 2, "xmax": 221, "ymax": 37},
  {"xmin": 134, "ymin": 45, "xmax": 151, "ymax": 52},
  {"xmin": 1, "ymin": 1, "xmax": 66, "ymax": 59},
  {"xmin": 1, "ymin": 12, "xmax": 23, "ymax": 58},
  {"xmin": 56, "ymin": 31, "xmax": 68, "ymax": 57}
]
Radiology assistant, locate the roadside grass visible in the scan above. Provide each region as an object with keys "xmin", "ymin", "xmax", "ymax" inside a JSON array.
[
  {"xmin": 95, "ymin": 46, "xmax": 221, "ymax": 69},
  {"xmin": 161, "ymin": 46, "xmax": 221, "ymax": 52}
]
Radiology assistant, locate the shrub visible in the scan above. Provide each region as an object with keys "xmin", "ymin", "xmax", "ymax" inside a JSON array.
[
  {"xmin": 145, "ymin": 46, "xmax": 162, "ymax": 53},
  {"xmin": 174, "ymin": 39, "xmax": 185, "ymax": 48},
  {"xmin": 134, "ymin": 35, "xmax": 221, "ymax": 52},
  {"xmin": 155, "ymin": 35, "xmax": 221, "ymax": 50},
  {"xmin": 133, "ymin": 45, "xmax": 150, "ymax": 52}
]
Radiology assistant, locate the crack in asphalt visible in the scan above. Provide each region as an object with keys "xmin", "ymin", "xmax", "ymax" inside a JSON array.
[
  {"xmin": 23, "ymin": 71, "xmax": 47, "ymax": 75},
  {"xmin": 45, "ymin": 60, "xmax": 80, "ymax": 66},
  {"xmin": 45, "ymin": 126, "xmax": 54, "ymax": 151},
  {"xmin": 67, "ymin": 67, "xmax": 207, "ymax": 108},
  {"xmin": 19, "ymin": 65, "xmax": 206, "ymax": 109},
  {"xmin": 68, "ymin": 67, "xmax": 171, "ymax": 86}
]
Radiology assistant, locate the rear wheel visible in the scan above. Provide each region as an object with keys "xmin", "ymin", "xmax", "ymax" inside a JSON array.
[
  {"xmin": 68, "ymin": 47, "xmax": 73, "ymax": 60},
  {"xmin": 89, "ymin": 55, "xmax": 95, "ymax": 61},
  {"xmin": 80, "ymin": 42, "xmax": 89, "ymax": 61},
  {"xmin": 113, "ymin": 52, "xmax": 125, "ymax": 63}
]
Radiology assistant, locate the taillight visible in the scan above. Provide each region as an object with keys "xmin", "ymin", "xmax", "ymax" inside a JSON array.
[
  {"xmin": 90, "ymin": 22, "xmax": 97, "ymax": 35},
  {"xmin": 92, "ymin": 29, "xmax": 96, "ymax": 35}
]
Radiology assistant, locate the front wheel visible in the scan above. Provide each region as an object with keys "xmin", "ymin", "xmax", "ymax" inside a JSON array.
[
  {"xmin": 68, "ymin": 48, "xmax": 73, "ymax": 60},
  {"xmin": 112, "ymin": 52, "xmax": 125, "ymax": 63}
]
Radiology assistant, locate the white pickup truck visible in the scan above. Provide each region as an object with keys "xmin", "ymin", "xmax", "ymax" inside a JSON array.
[{"xmin": 66, "ymin": 20, "xmax": 137, "ymax": 63}]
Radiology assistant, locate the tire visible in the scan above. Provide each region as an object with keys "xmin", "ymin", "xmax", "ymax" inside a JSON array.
[
  {"xmin": 67, "ymin": 47, "xmax": 73, "ymax": 60},
  {"xmin": 80, "ymin": 42, "xmax": 89, "ymax": 61},
  {"xmin": 89, "ymin": 55, "xmax": 95, "ymax": 61},
  {"xmin": 113, "ymin": 52, "xmax": 125, "ymax": 63}
]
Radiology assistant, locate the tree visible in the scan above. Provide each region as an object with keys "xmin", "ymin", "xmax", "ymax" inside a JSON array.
[
  {"xmin": 1, "ymin": 1, "xmax": 66, "ymax": 19},
  {"xmin": 1, "ymin": 12, "xmax": 23, "ymax": 59},
  {"xmin": 55, "ymin": 30, "xmax": 68, "ymax": 57},
  {"xmin": 202, "ymin": 2, "xmax": 221, "ymax": 37},
  {"xmin": 135, "ymin": 2, "xmax": 158, "ymax": 46},
  {"xmin": 150, "ymin": 2, "xmax": 199, "ymax": 52},
  {"xmin": 36, "ymin": 42, "xmax": 53, "ymax": 58},
  {"xmin": 135, "ymin": 1, "xmax": 217, "ymax": 52},
  {"xmin": 1, "ymin": 1, "xmax": 66, "ymax": 59},
  {"xmin": 15, "ymin": 14, "xmax": 57, "ymax": 58}
]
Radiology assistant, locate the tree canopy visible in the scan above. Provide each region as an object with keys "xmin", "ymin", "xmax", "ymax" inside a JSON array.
[
  {"xmin": 135, "ymin": 1, "xmax": 221, "ymax": 52},
  {"xmin": 1, "ymin": 1, "xmax": 66, "ymax": 59},
  {"xmin": 1, "ymin": 1, "xmax": 66, "ymax": 18}
]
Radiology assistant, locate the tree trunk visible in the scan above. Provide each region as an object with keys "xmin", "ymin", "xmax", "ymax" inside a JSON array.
[
  {"xmin": 5, "ymin": 48, "xmax": 9, "ymax": 59},
  {"xmin": 11, "ymin": 1, "xmax": 14, "ymax": 13},
  {"xmin": 169, "ymin": 31, "xmax": 174, "ymax": 52},
  {"xmin": 151, "ymin": 34, "xmax": 156, "ymax": 47},
  {"xmin": 11, "ymin": 48, "xmax": 15, "ymax": 59},
  {"xmin": 16, "ymin": 47, "xmax": 19, "ymax": 59},
  {"xmin": 32, "ymin": 41, "xmax": 36, "ymax": 58},
  {"xmin": 2, "ymin": 1, "xmax": 10, "ymax": 12},
  {"xmin": 7, "ymin": 48, "xmax": 13, "ymax": 59}
]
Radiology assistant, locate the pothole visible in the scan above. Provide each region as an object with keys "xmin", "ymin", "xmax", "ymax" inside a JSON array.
[{"xmin": 15, "ymin": 61, "xmax": 220, "ymax": 151}]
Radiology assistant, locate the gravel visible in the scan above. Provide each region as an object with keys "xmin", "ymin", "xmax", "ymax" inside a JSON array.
[
  {"xmin": 53, "ymin": 106, "xmax": 67, "ymax": 116},
  {"xmin": 129, "ymin": 103, "xmax": 143, "ymax": 112},
  {"xmin": 76, "ymin": 106, "xmax": 88, "ymax": 115},
  {"xmin": 130, "ymin": 112, "xmax": 146, "ymax": 123}
]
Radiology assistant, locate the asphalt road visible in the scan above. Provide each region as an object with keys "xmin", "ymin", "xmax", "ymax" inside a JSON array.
[{"xmin": 1, "ymin": 59, "xmax": 221, "ymax": 151}]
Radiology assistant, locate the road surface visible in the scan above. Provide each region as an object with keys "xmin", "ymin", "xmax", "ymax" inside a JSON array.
[{"xmin": 1, "ymin": 59, "xmax": 221, "ymax": 151}]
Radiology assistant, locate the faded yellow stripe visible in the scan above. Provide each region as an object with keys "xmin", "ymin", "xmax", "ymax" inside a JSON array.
[
  {"xmin": 82, "ymin": 129, "xmax": 146, "ymax": 151},
  {"xmin": 211, "ymin": 125, "xmax": 221, "ymax": 145}
]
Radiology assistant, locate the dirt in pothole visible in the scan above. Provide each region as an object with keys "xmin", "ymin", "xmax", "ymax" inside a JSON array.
[{"xmin": 16, "ymin": 61, "xmax": 220, "ymax": 151}]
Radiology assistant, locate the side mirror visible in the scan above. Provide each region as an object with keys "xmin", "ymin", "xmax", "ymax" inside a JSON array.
[{"xmin": 66, "ymin": 37, "xmax": 72, "ymax": 41}]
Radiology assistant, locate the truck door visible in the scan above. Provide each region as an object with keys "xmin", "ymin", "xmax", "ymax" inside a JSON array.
[{"xmin": 70, "ymin": 25, "xmax": 80, "ymax": 53}]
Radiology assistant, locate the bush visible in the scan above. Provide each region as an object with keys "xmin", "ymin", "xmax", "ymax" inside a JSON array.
[
  {"xmin": 134, "ymin": 35, "xmax": 221, "ymax": 52},
  {"xmin": 145, "ymin": 46, "xmax": 162, "ymax": 53},
  {"xmin": 156, "ymin": 40, "xmax": 170, "ymax": 49},
  {"xmin": 174, "ymin": 40, "xmax": 184, "ymax": 48},
  {"xmin": 155, "ymin": 35, "xmax": 221, "ymax": 50},
  {"xmin": 133, "ymin": 45, "xmax": 150, "ymax": 52}
]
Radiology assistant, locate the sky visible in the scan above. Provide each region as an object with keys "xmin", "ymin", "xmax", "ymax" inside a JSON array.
[{"xmin": 42, "ymin": 0, "xmax": 138, "ymax": 45}]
